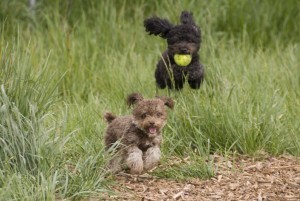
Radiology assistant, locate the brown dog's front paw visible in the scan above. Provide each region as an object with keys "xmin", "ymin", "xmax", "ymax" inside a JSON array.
[
  {"xmin": 130, "ymin": 167, "xmax": 143, "ymax": 175},
  {"xmin": 126, "ymin": 150, "xmax": 144, "ymax": 175},
  {"xmin": 129, "ymin": 160, "xmax": 143, "ymax": 175}
]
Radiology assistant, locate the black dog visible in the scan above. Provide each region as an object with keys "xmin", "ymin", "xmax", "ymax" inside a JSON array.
[{"xmin": 144, "ymin": 11, "xmax": 204, "ymax": 90}]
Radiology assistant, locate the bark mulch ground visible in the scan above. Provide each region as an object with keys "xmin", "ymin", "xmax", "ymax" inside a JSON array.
[{"xmin": 104, "ymin": 154, "xmax": 300, "ymax": 201}]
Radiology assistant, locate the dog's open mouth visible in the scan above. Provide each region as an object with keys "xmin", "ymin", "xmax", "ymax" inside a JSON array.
[{"xmin": 148, "ymin": 127, "xmax": 157, "ymax": 135}]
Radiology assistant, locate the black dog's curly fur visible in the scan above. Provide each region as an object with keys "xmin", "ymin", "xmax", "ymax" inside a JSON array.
[{"xmin": 144, "ymin": 11, "xmax": 204, "ymax": 90}]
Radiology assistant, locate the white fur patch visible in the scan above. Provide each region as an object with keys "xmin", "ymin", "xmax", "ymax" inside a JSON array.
[
  {"xmin": 143, "ymin": 146, "xmax": 161, "ymax": 170},
  {"xmin": 126, "ymin": 146, "xmax": 143, "ymax": 174}
]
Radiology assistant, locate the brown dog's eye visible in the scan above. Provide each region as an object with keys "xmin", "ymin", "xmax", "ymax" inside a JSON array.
[
  {"xmin": 156, "ymin": 112, "xmax": 162, "ymax": 117},
  {"xmin": 141, "ymin": 113, "xmax": 147, "ymax": 119}
]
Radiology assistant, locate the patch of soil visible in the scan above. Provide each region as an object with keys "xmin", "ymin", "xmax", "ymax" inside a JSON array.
[{"xmin": 105, "ymin": 154, "xmax": 300, "ymax": 200}]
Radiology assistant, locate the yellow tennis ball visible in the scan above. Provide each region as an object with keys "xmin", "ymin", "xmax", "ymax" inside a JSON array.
[{"xmin": 174, "ymin": 54, "xmax": 192, "ymax": 66}]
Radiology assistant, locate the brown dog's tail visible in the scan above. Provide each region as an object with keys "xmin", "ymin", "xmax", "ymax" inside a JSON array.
[{"xmin": 103, "ymin": 112, "xmax": 117, "ymax": 124}]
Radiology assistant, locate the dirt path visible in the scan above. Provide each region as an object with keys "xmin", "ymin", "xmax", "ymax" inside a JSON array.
[{"xmin": 105, "ymin": 154, "xmax": 300, "ymax": 201}]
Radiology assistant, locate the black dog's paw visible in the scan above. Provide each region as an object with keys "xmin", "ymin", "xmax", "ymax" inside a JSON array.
[{"xmin": 188, "ymin": 79, "xmax": 202, "ymax": 89}]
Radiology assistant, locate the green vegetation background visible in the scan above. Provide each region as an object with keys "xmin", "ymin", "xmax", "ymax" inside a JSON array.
[{"xmin": 0, "ymin": 0, "xmax": 299, "ymax": 200}]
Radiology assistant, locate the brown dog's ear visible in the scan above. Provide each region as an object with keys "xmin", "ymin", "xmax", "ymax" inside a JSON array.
[
  {"xmin": 127, "ymin": 93, "xmax": 144, "ymax": 107},
  {"xmin": 158, "ymin": 96, "xmax": 174, "ymax": 109}
]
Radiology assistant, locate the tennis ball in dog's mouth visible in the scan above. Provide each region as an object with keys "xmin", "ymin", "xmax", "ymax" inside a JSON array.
[{"xmin": 174, "ymin": 54, "xmax": 192, "ymax": 66}]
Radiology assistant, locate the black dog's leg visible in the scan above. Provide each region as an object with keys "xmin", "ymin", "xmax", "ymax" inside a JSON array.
[
  {"xmin": 156, "ymin": 78, "xmax": 167, "ymax": 89},
  {"xmin": 155, "ymin": 66, "xmax": 167, "ymax": 89},
  {"xmin": 188, "ymin": 79, "xmax": 201, "ymax": 89},
  {"xmin": 188, "ymin": 73, "xmax": 204, "ymax": 89},
  {"xmin": 166, "ymin": 78, "xmax": 184, "ymax": 90},
  {"xmin": 188, "ymin": 66, "xmax": 204, "ymax": 89}
]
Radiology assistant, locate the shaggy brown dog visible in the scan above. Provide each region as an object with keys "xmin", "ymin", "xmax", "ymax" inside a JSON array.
[{"xmin": 104, "ymin": 93, "xmax": 174, "ymax": 175}]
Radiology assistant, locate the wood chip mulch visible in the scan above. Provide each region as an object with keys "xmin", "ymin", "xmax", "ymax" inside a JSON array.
[{"xmin": 104, "ymin": 154, "xmax": 300, "ymax": 201}]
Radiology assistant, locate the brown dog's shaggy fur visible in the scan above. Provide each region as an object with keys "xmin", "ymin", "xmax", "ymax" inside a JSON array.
[{"xmin": 104, "ymin": 93, "xmax": 174, "ymax": 175}]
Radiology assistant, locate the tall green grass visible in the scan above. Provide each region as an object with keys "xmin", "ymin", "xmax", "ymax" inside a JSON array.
[
  {"xmin": 0, "ymin": 41, "xmax": 112, "ymax": 200},
  {"xmin": 0, "ymin": 0, "xmax": 299, "ymax": 199}
]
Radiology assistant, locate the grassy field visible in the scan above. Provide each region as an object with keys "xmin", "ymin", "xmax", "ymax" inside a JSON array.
[{"xmin": 0, "ymin": 0, "xmax": 299, "ymax": 200}]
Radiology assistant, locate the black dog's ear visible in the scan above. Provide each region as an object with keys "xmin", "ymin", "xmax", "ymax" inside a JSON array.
[
  {"xmin": 127, "ymin": 93, "xmax": 144, "ymax": 107},
  {"xmin": 144, "ymin": 16, "xmax": 173, "ymax": 39},
  {"xmin": 157, "ymin": 96, "xmax": 175, "ymax": 109},
  {"xmin": 180, "ymin": 11, "xmax": 195, "ymax": 25},
  {"xmin": 180, "ymin": 11, "xmax": 200, "ymax": 34}
]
